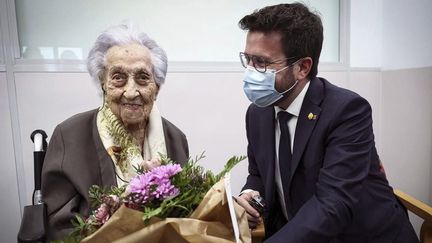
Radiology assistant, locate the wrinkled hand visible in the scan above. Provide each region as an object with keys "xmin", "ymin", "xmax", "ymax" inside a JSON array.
[
  {"xmin": 140, "ymin": 158, "xmax": 161, "ymax": 171},
  {"xmin": 235, "ymin": 190, "xmax": 263, "ymax": 229}
]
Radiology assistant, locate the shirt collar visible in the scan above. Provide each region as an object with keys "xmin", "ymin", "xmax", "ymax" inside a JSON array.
[{"xmin": 274, "ymin": 81, "xmax": 310, "ymax": 118}]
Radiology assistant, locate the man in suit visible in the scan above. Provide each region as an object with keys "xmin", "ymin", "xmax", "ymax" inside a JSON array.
[{"xmin": 235, "ymin": 3, "xmax": 419, "ymax": 242}]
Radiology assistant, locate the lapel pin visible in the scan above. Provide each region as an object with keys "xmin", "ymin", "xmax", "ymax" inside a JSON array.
[{"xmin": 307, "ymin": 112, "xmax": 317, "ymax": 120}]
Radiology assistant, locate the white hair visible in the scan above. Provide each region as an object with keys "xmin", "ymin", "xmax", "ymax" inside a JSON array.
[{"xmin": 87, "ymin": 22, "xmax": 167, "ymax": 88}]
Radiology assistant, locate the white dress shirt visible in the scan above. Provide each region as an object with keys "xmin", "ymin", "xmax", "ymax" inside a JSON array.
[{"xmin": 274, "ymin": 81, "xmax": 310, "ymax": 220}]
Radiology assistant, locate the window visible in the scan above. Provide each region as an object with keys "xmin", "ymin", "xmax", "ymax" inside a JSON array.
[
  {"xmin": 16, "ymin": 0, "xmax": 340, "ymax": 62},
  {"xmin": 0, "ymin": 25, "xmax": 4, "ymax": 66}
]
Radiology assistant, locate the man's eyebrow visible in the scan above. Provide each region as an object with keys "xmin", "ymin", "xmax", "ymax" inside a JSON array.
[{"xmin": 248, "ymin": 53, "xmax": 271, "ymax": 62}]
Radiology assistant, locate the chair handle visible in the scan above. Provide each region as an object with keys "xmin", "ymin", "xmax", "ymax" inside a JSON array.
[
  {"xmin": 30, "ymin": 130, "xmax": 47, "ymax": 204},
  {"xmin": 30, "ymin": 129, "xmax": 47, "ymax": 152}
]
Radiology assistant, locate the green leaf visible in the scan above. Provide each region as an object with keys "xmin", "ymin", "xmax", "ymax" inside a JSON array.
[{"xmin": 215, "ymin": 155, "xmax": 246, "ymax": 181}]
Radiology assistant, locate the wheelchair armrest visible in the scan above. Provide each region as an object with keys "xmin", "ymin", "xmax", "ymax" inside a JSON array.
[{"xmin": 17, "ymin": 204, "xmax": 47, "ymax": 243}]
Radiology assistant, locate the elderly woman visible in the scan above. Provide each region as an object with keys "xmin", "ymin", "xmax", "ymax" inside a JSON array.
[{"xmin": 41, "ymin": 23, "xmax": 189, "ymax": 240}]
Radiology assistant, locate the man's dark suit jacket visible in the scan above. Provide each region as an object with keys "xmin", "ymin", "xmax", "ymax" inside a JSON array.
[
  {"xmin": 41, "ymin": 109, "xmax": 189, "ymax": 240},
  {"xmin": 243, "ymin": 77, "xmax": 418, "ymax": 242}
]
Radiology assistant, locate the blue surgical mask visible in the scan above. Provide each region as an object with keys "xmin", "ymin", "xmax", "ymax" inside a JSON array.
[{"xmin": 243, "ymin": 65, "xmax": 298, "ymax": 107}]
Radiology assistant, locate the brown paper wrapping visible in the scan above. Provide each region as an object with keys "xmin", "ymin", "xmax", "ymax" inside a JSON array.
[{"xmin": 81, "ymin": 179, "xmax": 251, "ymax": 243}]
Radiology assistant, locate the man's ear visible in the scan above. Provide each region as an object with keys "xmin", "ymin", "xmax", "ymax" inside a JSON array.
[{"xmin": 296, "ymin": 57, "xmax": 313, "ymax": 80}]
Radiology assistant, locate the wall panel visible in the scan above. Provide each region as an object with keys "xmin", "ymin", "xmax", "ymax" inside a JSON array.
[
  {"xmin": 14, "ymin": 73, "xmax": 102, "ymax": 204},
  {"xmin": 381, "ymin": 66, "xmax": 432, "ymax": 234},
  {"xmin": 0, "ymin": 73, "xmax": 22, "ymax": 243}
]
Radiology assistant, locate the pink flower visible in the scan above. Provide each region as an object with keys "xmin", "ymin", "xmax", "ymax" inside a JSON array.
[
  {"xmin": 95, "ymin": 203, "xmax": 110, "ymax": 225},
  {"xmin": 126, "ymin": 164, "xmax": 182, "ymax": 204},
  {"xmin": 109, "ymin": 194, "xmax": 119, "ymax": 203}
]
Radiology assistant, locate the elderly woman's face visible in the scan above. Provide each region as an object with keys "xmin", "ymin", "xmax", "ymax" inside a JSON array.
[{"xmin": 103, "ymin": 43, "xmax": 158, "ymax": 128}]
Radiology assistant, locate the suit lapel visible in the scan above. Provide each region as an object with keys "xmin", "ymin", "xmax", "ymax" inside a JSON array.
[
  {"xmin": 290, "ymin": 78, "xmax": 324, "ymax": 182},
  {"xmin": 256, "ymin": 106, "xmax": 277, "ymax": 206}
]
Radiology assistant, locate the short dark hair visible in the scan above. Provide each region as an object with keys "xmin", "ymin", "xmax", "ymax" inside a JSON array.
[{"xmin": 239, "ymin": 3, "xmax": 323, "ymax": 78}]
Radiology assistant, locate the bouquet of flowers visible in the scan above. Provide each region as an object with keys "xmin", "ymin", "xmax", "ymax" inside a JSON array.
[{"xmin": 58, "ymin": 153, "xmax": 250, "ymax": 243}]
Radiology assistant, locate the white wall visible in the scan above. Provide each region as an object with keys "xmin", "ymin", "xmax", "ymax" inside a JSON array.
[
  {"xmin": 382, "ymin": 0, "xmax": 432, "ymax": 192},
  {"xmin": 381, "ymin": 67, "xmax": 432, "ymax": 234},
  {"xmin": 0, "ymin": 73, "xmax": 22, "ymax": 243},
  {"xmin": 350, "ymin": 0, "xmax": 432, "ymax": 235},
  {"xmin": 350, "ymin": 0, "xmax": 383, "ymax": 68},
  {"xmin": 349, "ymin": 0, "xmax": 432, "ymax": 69},
  {"xmin": 351, "ymin": 0, "xmax": 432, "ymax": 192},
  {"xmin": 382, "ymin": 0, "xmax": 432, "ymax": 70},
  {"xmin": 380, "ymin": 0, "xmax": 432, "ymax": 233}
]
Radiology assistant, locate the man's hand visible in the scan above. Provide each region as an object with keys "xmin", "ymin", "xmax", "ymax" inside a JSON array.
[{"xmin": 235, "ymin": 190, "xmax": 263, "ymax": 229}]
